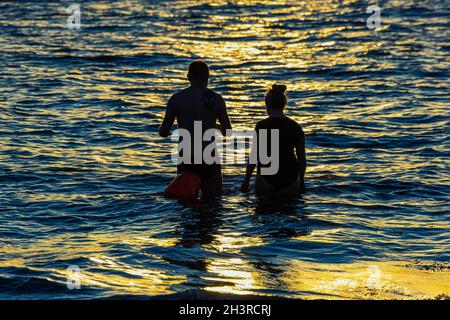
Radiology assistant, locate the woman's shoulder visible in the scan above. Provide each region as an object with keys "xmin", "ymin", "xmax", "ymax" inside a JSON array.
[
  {"xmin": 255, "ymin": 117, "xmax": 272, "ymax": 128},
  {"xmin": 285, "ymin": 117, "xmax": 304, "ymax": 134}
]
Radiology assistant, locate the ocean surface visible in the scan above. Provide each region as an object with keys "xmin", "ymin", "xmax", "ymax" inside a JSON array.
[{"xmin": 0, "ymin": 0, "xmax": 449, "ymax": 300}]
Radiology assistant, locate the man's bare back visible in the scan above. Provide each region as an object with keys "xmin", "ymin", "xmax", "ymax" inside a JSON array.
[{"xmin": 159, "ymin": 86, "xmax": 230, "ymax": 138}]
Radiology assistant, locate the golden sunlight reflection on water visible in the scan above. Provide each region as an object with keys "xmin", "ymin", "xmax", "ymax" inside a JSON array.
[
  {"xmin": 1, "ymin": 231, "xmax": 449, "ymax": 299},
  {"xmin": 0, "ymin": 0, "xmax": 449, "ymax": 299}
]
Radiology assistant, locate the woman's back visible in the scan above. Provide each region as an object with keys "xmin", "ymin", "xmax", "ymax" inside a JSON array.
[{"xmin": 256, "ymin": 116, "xmax": 304, "ymax": 189}]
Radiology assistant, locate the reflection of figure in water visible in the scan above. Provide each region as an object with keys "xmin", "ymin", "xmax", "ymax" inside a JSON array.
[
  {"xmin": 253, "ymin": 196, "xmax": 310, "ymax": 236},
  {"xmin": 177, "ymin": 207, "xmax": 222, "ymax": 248},
  {"xmin": 241, "ymin": 84, "xmax": 307, "ymax": 196},
  {"xmin": 172, "ymin": 206, "xmax": 223, "ymax": 273},
  {"xmin": 253, "ymin": 196, "xmax": 299, "ymax": 216},
  {"xmin": 159, "ymin": 206, "xmax": 225, "ymax": 299},
  {"xmin": 159, "ymin": 60, "xmax": 232, "ymax": 200}
]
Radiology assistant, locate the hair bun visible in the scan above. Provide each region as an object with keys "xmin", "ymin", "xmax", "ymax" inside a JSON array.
[{"xmin": 271, "ymin": 84, "xmax": 287, "ymax": 94}]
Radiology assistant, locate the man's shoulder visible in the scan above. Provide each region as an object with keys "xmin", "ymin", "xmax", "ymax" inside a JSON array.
[
  {"xmin": 207, "ymin": 88, "xmax": 224, "ymax": 102},
  {"xmin": 172, "ymin": 87, "xmax": 223, "ymax": 98},
  {"xmin": 204, "ymin": 89, "xmax": 225, "ymax": 110},
  {"xmin": 168, "ymin": 88, "xmax": 190, "ymax": 107},
  {"xmin": 171, "ymin": 87, "xmax": 189, "ymax": 99}
]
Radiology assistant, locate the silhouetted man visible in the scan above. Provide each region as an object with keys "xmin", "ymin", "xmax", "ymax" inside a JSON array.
[{"xmin": 159, "ymin": 60, "xmax": 232, "ymax": 199}]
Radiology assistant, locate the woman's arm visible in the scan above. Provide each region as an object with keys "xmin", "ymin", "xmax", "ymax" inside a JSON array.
[
  {"xmin": 240, "ymin": 128, "xmax": 258, "ymax": 192},
  {"xmin": 241, "ymin": 162, "xmax": 256, "ymax": 192},
  {"xmin": 240, "ymin": 162, "xmax": 256, "ymax": 193},
  {"xmin": 295, "ymin": 134, "xmax": 307, "ymax": 193}
]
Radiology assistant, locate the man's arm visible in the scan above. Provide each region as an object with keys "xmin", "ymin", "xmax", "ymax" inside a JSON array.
[
  {"xmin": 295, "ymin": 133, "xmax": 307, "ymax": 193},
  {"xmin": 159, "ymin": 96, "xmax": 176, "ymax": 138},
  {"xmin": 240, "ymin": 126, "xmax": 258, "ymax": 193},
  {"xmin": 217, "ymin": 95, "xmax": 232, "ymax": 136}
]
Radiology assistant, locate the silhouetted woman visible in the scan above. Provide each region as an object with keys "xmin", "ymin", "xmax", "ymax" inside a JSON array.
[{"xmin": 241, "ymin": 84, "xmax": 306, "ymax": 196}]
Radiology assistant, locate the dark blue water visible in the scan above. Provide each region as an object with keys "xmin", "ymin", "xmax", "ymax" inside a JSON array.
[{"xmin": 0, "ymin": 0, "xmax": 449, "ymax": 299}]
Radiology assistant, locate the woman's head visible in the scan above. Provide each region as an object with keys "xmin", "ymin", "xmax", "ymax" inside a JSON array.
[{"xmin": 265, "ymin": 84, "xmax": 287, "ymax": 109}]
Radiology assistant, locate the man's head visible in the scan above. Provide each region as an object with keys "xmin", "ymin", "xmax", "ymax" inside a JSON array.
[{"xmin": 188, "ymin": 60, "xmax": 209, "ymax": 86}]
